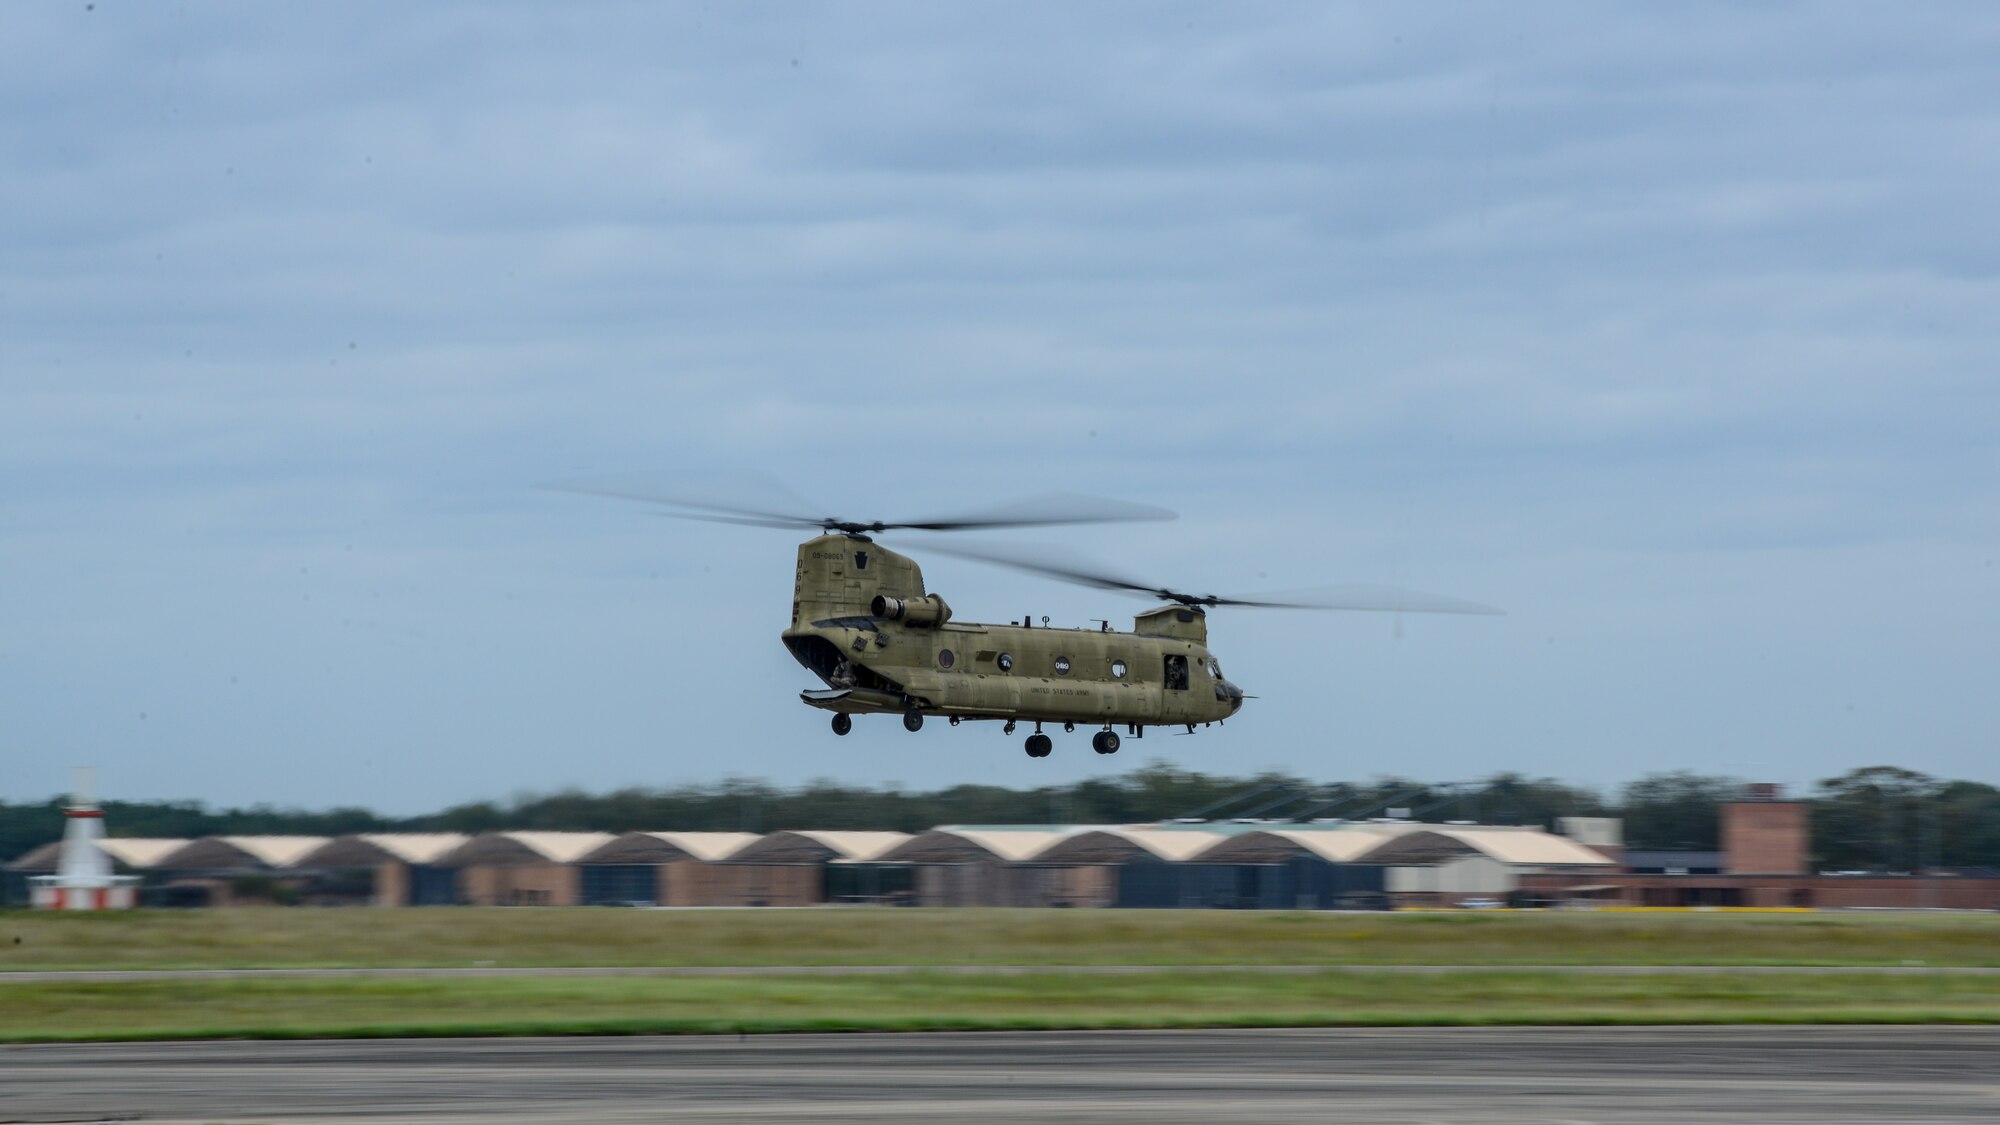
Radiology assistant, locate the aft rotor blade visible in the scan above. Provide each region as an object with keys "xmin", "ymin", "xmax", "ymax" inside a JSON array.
[
  {"xmin": 545, "ymin": 473, "xmax": 829, "ymax": 528},
  {"xmin": 914, "ymin": 542, "xmax": 1194, "ymax": 600},
  {"xmin": 918, "ymin": 541, "xmax": 1503, "ymax": 615},
  {"xmin": 642, "ymin": 511, "xmax": 821, "ymax": 531},
  {"xmin": 916, "ymin": 540, "xmax": 1216, "ymax": 600},
  {"xmin": 1206, "ymin": 584, "xmax": 1504, "ymax": 615}
]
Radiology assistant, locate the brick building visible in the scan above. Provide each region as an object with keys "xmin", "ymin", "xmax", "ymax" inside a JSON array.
[{"xmin": 1519, "ymin": 784, "xmax": 2000, "ymax": 909}]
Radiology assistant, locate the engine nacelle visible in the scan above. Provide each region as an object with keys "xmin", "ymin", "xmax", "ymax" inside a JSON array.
[{"xmin": 872, "ymin": 593, "xmax": 952, "ymax": 628}]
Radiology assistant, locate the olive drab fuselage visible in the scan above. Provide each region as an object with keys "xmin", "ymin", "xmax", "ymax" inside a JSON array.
[{"xmin": 781, "ymin": 534, "xmax": 1245, "ymax": 727}]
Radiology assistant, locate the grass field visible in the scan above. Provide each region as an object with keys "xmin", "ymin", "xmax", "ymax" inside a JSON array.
[
  {"xmin": 5, "ymin": 907, "xmax": 2000, "ymax": 971},
  {"xmin": 4, "ymin": 970, "xmax": 1999, "ymax": 1042},
  {"xmin": 6, "ymin": 908, "xmax": 1998, "ymax": 1041}
]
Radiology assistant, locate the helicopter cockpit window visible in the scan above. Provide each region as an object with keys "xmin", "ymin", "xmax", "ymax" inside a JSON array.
[
  {"xmin": 1164, "ymin": 654, "xmax": 1188, "ymax": 691},
  {"xmin": 1206, "ymin": 658, "xmax": 1221, "ymax": 679}
]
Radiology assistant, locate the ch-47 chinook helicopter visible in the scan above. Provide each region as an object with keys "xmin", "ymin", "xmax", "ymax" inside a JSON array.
[{"xmin": 558, "ymin": 479, "xmax": 1500, "ymax": 759}]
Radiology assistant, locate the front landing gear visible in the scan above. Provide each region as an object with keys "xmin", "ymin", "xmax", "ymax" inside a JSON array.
[
  {"xmin": 831, "ymin": 713, "xmax": 852, "ymax": 736},
  {"xmin": 1024, "ymin": 733, "xmax": 1053, "ymax": 758},
  {"xmin": 1091, "ymin": 730, "xmax": 1121, "ymax": 755}
]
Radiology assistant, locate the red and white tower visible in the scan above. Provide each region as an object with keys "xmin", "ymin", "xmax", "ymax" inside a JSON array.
[{"xmin": 29, "ymin": 769, "xmax": 141, "ymax": 910}]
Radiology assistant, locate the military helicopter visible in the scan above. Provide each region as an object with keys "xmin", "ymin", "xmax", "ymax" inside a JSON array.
[{"xmin": 559, "ymin": 479, "xmax": 1499, "ymax": 759}]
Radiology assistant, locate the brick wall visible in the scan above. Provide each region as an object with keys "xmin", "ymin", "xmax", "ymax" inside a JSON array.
[{"xmin": 1721, "ymin": 800, "xmax": 1808, "ymax": 874}]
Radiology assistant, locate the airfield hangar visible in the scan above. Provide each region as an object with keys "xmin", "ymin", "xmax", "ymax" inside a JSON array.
[
  {"xmin": 5, "ymin": 819, "xmax": 1623, "ymax": 909},
  {"xmin": 14, "ymin": 789, "xmax": 1998, "ymax": 909}
]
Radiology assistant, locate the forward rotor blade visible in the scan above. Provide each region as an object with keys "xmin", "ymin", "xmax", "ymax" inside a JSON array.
[
  {"xmin": 888, "ymin": 493, "xmax": 1177, "ymax": 532},
  {"xmin": 548, "ymin": 476, "xmax": 1177, "ymax": 535}
]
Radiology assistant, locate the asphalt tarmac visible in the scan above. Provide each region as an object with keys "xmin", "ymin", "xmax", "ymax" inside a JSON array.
[{"xmin": 4, "ymin": 1027, "xmax": 1997, "ymax": 1124}]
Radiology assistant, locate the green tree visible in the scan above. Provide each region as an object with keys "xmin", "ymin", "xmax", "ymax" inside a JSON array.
[
  {"xmin": 12, "ymin": 764, "xmax": 1999, "ymax": 871},
  {"xmin": 1810, "ymin": 766, "xmax": 1944, "ymax": 872},
  {"xmin": 1467, "ymin": 774, "xmax": 1607, "ymax": 829},
  {"xmin": 1936, "ymin": 781, "xmax": 2000, "ymax": 869},
  {"xmin": 0, "ymin": 800, "xmax": 64, "ymax": 863},
  {"xmin": 1618, "ymin": 772, "xmax": 1744, "ymax": 850}
]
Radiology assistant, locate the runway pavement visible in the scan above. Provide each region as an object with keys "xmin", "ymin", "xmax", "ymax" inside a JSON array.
[{"xmin": 3, "ymin": 1026, "xmax": 1997, "ymax": 1123}]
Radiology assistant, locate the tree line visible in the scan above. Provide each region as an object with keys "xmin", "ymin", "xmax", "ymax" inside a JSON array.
[{"xmin": 4, "ymin": 764, "xmax": 1996, "ymax": 872}]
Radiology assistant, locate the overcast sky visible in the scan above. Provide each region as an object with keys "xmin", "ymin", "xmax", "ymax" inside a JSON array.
[{"xmin": 4, "ymin": 2, "xmax": 1996, "ymax": 814}]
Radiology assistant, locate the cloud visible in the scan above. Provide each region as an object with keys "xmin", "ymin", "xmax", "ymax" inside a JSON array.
[{"xmin": 2, "ymin": 2, "xmax": 1996, "ymax": 808}]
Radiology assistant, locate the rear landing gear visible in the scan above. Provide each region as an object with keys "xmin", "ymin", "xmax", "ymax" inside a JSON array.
[
  {"xmin": 1092, "ymin": 730, "xmax": 1121, "ymax": 755},
  {"xmin": 831, "ymin": 713, "xmax": 852, "ymax": 736},
  {"xmin": 902, "ymin": 710, "xmax": 924, "ymax": 732},
  {"xmin": 1024, "ymin": 733, "xmax": 1053, "ymax": 758}
]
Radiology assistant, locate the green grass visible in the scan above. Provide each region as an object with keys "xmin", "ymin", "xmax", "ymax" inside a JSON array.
[
  {"xmin": 8, "ymin": 910, "xmax": 2000, "ymax": 1042},
  {"xmin": 4, "ymin": 907, "xmax": 1999, "ymax": 971},
  {"xmin": 4, "ymin": 970, "xmax": 1999, "ymax": 1042}
]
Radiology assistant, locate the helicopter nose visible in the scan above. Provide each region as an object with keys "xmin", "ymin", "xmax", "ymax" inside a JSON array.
[{"xmin": 1221, "ymin": 679, "xmax": 1245, "ymax": 713}]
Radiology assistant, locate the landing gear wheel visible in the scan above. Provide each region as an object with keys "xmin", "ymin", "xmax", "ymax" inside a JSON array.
[
  {"xmin": 1025, "ymin": 733, "xmax": 1053, "ymax": 758},
  {"xmin": 831, "ymin": 713, "xmax": 852, "ymax": 737},
  {"xmin": 1092, "ymin": 730, "xmax": 1121, "ymax": 755},
  {"xmin": 902, "ymin": 710, "xmax": 924, "ymax": 733}
]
